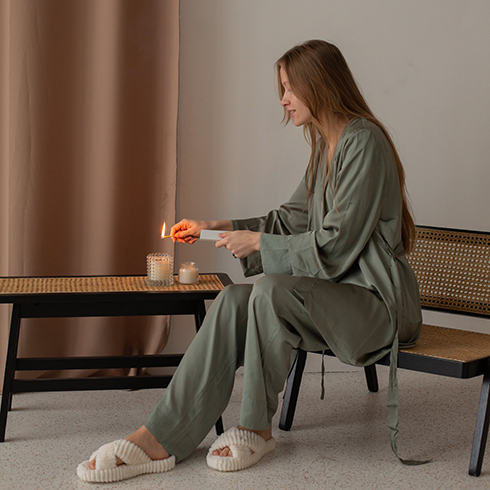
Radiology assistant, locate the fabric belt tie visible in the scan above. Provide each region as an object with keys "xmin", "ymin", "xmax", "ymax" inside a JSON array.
[{"xmin": 382, "ymin": 238, "xmax": 429, "ymax": 466}]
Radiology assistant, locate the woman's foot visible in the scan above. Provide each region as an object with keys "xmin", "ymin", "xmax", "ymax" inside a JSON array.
[
  {"xmin": 88, "ymin": 426, "xmax": 170, "ymax": 470},
  {"xmin": 211, "ymin": 425, "xmax": 272, "ymax": 457}
]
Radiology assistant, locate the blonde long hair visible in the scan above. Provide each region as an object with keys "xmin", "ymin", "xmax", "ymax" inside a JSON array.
[{"xmin": 276, "ymin": 40, "xmax": 415, "ymax": 254}]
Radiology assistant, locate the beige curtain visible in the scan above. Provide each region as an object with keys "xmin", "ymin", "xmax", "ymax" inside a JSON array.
[{"xmin": 0, "ymin": 0, "xmax": 180, "ymax": 386}]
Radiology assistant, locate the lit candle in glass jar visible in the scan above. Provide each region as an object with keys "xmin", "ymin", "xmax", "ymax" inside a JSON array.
[{"xmin": 147, "ymin": 253, "xmax": 174, "ymax": 286}]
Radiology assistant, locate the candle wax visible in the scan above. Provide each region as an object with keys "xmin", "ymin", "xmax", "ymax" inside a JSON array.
[
  {"xmin": 151, "ymin": 259, "xmax": 172, "ymax": 281},
  {"xmin": 147, "ymin": 253, "xmax": 174, "ymax": 286},
  {"xmin": 178, "ymin": 262, "xmax": 199, "ymax": 284}
]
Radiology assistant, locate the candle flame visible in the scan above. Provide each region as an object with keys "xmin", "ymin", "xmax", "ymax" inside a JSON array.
[{"xmin": 161, "ymin": 222, "xmax": 166, "ymax": 239}]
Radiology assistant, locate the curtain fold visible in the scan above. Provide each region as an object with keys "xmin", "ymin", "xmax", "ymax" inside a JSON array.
[{"xmin": 0, "ymin": 0, "xmax": 180, "ymax": 386}]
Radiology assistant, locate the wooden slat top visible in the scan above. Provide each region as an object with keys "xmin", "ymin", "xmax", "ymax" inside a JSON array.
[{"xmin": 0, "ymin": 274, "xmax": 226, "ymax": 295}]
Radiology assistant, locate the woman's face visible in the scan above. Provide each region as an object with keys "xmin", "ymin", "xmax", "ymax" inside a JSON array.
[{"xmin": 280, "ymin": 67, "xmax": 313, "ymax": 127}]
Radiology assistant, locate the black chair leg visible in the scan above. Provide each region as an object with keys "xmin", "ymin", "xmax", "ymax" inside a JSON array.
[
  {"xmin": 279, "ymin": 349, "xmax": 307, "ymax": 431},
  {"xmin": 469, "ymin": 371, "xmax": 490, "ymax": 476},
  {"xmin": 364, "ymin": 364, "xmax": 379, "ymax": 393}
]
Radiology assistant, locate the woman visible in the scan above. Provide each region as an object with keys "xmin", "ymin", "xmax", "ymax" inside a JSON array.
[{"xmin": 77, "ymin": 39, "xmax": 422, "ymax": 483}]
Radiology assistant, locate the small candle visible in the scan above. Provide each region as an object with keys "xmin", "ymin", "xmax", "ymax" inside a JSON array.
[
  {"xmin": 178, "ymin": 262, "xmax": 199, "ymax": 284},
  {"xmin": 147, "ymin": 253, "xmax": 174, "ymax": 286}
]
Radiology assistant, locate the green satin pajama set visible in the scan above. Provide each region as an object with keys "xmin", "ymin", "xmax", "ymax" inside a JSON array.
[{"xmin": 145, "ymin": 118, "xmax": 422, "ymax": 462}]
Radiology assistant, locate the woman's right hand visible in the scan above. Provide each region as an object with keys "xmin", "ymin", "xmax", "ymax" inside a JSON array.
[{"xmin": 170, "ymin": 219, "xmax": 208, "ymax": 244}]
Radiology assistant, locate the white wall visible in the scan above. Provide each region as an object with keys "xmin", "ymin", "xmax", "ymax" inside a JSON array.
[{"xmin": 164, "ymin": 0, "xmax": 490, "ymax": 372}]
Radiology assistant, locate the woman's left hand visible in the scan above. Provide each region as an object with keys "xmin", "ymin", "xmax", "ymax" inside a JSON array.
[{"xmin": 215, "ymin": 231, "xmax": 261, "ymax": 259}]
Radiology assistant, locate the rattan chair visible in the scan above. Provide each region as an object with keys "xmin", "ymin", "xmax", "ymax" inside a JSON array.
[{"xmin": 279, "ymin": 225, "xmax": 490, "ymax": 476}]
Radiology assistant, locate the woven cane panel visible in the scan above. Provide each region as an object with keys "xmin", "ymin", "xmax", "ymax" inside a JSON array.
[
  {"xmin": 400, "ymin": 324, "xmax": 490, "ymax": 363},
  {"xmin": 0, "ymin": 275, "xmax": 225, "ymax": 295},
  {"xmin": 408, "ymin": 227, "xmax": 490, "ymax": 316}
]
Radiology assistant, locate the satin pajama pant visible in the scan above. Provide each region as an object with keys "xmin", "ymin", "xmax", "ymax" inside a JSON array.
[{"xmin": 144, "ymin": 274, "xmax": 390, "ymax": 462}]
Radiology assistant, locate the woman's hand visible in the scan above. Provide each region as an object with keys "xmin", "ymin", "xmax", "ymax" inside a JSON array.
[
  {"xmin": 216, "ymin": 231, "xmax": 261, "ymax": 259},
  {"xmin": 170, "ymin": 219, "xmax": 208, "ymax": 244}
]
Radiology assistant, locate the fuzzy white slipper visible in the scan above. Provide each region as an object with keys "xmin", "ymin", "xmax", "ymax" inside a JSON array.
[
  {"xmin": 206, "ymin": 427, "xmax": 276, "ymax": 471},
  {"xmin": 77, "ymin": 439, "xmax": 175, "ymax": 483}
]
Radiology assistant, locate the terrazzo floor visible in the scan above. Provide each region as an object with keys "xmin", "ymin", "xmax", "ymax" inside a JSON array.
[{"xmin": 1, "ymin": 368, "xmax": 490, "ymax": 490}]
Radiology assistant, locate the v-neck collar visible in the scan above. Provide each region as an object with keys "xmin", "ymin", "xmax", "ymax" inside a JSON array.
[{"xmin": 329, "ymin": 117, "xmax": 360, "ymax": 165}]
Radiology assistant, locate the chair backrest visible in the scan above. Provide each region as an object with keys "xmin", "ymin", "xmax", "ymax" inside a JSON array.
[{"xmin": 407, "ymin": 226, "xmax": 490, "ymax": 317}]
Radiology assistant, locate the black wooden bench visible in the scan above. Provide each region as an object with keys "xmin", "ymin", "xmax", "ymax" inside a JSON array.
[
  {"xmin": 0, "ymin": 274, "xmax": 232, "ymax": 442},
  {"xmin": 279, "ymin": 225, "xmax": 490, "ymax": 476}
]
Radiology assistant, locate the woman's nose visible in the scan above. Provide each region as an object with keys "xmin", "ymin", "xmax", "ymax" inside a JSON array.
[{"xmin": 281, "ymin": 94, "xmax": 289, "ymax": 106}]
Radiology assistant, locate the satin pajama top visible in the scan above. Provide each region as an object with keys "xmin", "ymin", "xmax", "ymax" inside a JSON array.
[{"xmin": 233, "ymin": 118, "xmax": 422, "ymax": 367}]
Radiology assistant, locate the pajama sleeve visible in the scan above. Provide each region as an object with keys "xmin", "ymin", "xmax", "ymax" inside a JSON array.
[{"xmin": 232, "ymin": 175, "xmax": 309, "ymax": 276}]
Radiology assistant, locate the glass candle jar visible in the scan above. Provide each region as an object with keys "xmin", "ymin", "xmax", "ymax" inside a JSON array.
[
  {"xmin": 178, "ymin": 261, "xmax": 199, "ymax": 285},
  {"xmin": 147, "ymin": 253, "xmax": 174, "ymax": 286}
]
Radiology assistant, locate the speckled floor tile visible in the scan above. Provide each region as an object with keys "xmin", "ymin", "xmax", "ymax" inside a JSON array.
[{"xmin": 1, "ymin": 369, "xmax": 490, "ymax": 489}]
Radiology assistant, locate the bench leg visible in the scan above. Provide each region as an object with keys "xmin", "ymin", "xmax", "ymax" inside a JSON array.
[
  {"xmin": 194, "ymin": 300, "xmax": 207, "ymax": 333},
  {"xmin": 279, "ymin": 349, "xmax": 307, "ymax": 431},
  {"xmin": 194, "ymin": 301, "xmax": 223, "ymax": 436},
  {"xmin": 214, "ymin": 416, "xmax": 224, "ymax": 435},
  {"xmin": 364, "ymin": 364, "xmax": 379, "ymax": 393},
  {"xmin": 0, "ymin": 304, "xmax": 22, "ymax": 442},
  {"xmin": 469, "ymin": 371, "xmax": 490, "ymax": 476}
]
